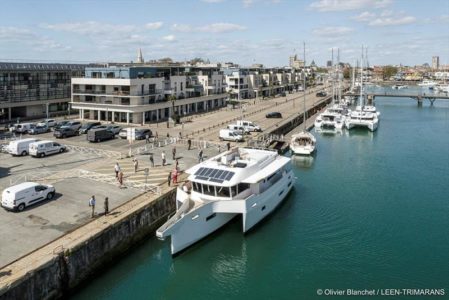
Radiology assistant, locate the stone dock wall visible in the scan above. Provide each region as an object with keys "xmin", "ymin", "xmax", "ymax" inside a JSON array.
[{"xmin": 0, "ymin": 188, "xmax": 176, "ymax": 300}]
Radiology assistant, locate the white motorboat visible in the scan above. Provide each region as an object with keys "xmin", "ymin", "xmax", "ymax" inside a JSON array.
[
  {"xmin": 356, "ymin": 105, "xmax": 381, "ymax": 117},
  {"xmin": 392, "ymin": 84, "xmax": 408, "ymax": 89},
  {"xmin": 156, "ymin": 147, "xmax": 294, "ymax": 255},
  {"xmin": 290, "ymin": 131, "xmax": 316, "ymax": 155},
  {"xmin": 290, "ymin": 42, "xmax": 316, "ymax": 155},
  {"xmin": 418, "ymin": 80, "xmax": 437, "ymax": 88},
  {"xmin": 314, "ymin": 110, "xmax": 345, "ymax": 130}
]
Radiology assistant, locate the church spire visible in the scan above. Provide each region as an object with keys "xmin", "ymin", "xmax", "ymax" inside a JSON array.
[{"xmin": 137, "ymin": 48, "xmax": 144, "ymax": 63}]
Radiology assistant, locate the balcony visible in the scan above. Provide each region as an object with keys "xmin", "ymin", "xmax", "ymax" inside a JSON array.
[{"xmin": 72, "ymin": 89, "xmax": 162, "ymax": 96}]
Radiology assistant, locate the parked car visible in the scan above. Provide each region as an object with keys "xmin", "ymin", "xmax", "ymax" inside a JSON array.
[
  {"xmin": 281, "ymin": 92, "xmax": 287, "ymax": 97},
  {"xmin": 54, "ymin": 120, "xmax": 70, "ymax": 130},
  {"xmin": 227, "ymin": 124, "xmax": 250, "ymax": 135},
  {"xmin": 219, "ymin": 129, "xmax": 244, "ymax": 142},
  {"xmin": 54, "ymin": 127, "xmax": 78, "ymax": 138},
  {"xmin": 6, "ymin": 138, "xmax": 39, "ymax": 156},
  {"xmin": 14, "ymin": 123, "xmax": 34, "ymax": 134},
  {"xmin": 1, "ymin": 182, "xmax": 55, "ymax": 212},
  {"xmin": 119, "ymin": 128, "xmax": 129, "ymax": 139},
  {"xmin": 135, "ymin": 129, "xmax": 152, "ymax": 140},
  {"xmin": 79, "ymin": 122, "xmax": 101, "ymax": 134},
  {"xmin": 236, "ymin": 120, "xmax": 262, "ymax": 132},
  {"xmin": 266, "ymin": 112, "xmax": 283, "ymax": 118},
  {"xmin": 29, "ymin": 125, "xmax": 50, "ymax": 135},
  {"xmin": 29, "ymin": 140, "xmax": 66, "ymax": 158},
  {"xmin": 297, "ymin": 86, "xmax": 304, "ymax": 92},
  {"xmin": 106, "ymin": 125, "xmax": 122, "ymax": 134},
  {"xmin": 64, "ymin": 121, "xmax": 82, "ymax": 131},
  {"xmin": 42, "ymin": 119, "xmax": 56, "ymax": 127},
  {"xmin": 316, "ymin": 91, "xmax": 327, "ymax": 97},
  {"xmin": 87, "ymin": 128, "xmax": 115, "ymax": 142}
]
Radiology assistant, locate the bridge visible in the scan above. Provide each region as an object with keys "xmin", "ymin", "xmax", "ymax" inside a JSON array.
[{"xmin": 343, "ymin": 92, "xmax": 449, "ymax": 106}]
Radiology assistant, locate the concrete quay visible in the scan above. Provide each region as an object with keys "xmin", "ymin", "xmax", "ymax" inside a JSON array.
[{"xmin": 0, "ymin": 85, "xmax": 335, "ymax": 299}]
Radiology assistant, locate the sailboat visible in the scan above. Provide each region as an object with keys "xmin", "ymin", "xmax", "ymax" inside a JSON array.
[
  {"xmin": 345, "ymin": 46, "xmax": 379, "ymax": 132},
  {"xmin": 290, "ymin": 43, "xmax": 316, "ymax": 155}
]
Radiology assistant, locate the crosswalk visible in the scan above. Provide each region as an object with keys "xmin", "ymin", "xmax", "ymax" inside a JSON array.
[{"xmin": 91, "ymin": 159, "xmax": 184, "ymax": 186}]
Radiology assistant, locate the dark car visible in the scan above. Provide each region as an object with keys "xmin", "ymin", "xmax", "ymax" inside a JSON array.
[
  {"xmin": 87, "ymin": 128, "xmax": 115, "ymax": 142},
  {"xmin": 266, "ymin": 112, "xmax": 283, "ymax": 118},
  {"xmin": 281, "ymin": 92, "xmax": 287, "ymax": 97},
  {"xmin": 79, "ymin": 122, "xmax": 101, "ymax": 134},
  {"xmin": 54, "ymin": 120, "xmax": 70, "ymax": 130},
  {"xmin": 135, "ymin": 129, "xmax": 152, "ymax": 140},
  {"xmin": 53, "ymin": 127, "xmax": 78, "ymax": 138},
  {"xmin": 316, "ymin": 91, "xmax": 327, "ymax": 97}
]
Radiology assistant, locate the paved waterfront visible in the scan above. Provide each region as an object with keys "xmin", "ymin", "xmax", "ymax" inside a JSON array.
[{"xmin": 0, "ymin": 86, "xmax": 329, "ymax": 267}]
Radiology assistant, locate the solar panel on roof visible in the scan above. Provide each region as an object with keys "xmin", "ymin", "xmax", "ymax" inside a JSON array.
[
  {"xmin": 196, "ymin": 176, "xmax": 209, "ymax": 181},
  {"xmin": 225, "ymin": 172, "xmax": 234, "ymax": 181},
  {"xmin": 215, "ymin": 170, "xmax": 224, "ymax": 179},
  {"xmin": 203, "ymin": 168, "xmax": 214, "ymax": 176},
  {"xmin": 209, "ymin": 178, "xmax": 224, "ymax": 184},
  {"xmin": 209, "ymin": 169, "xmax": 219, "ymax": 178},
  {"xmin": 194, "ymin": 167, "xmax": 204, "ymax": 176}
]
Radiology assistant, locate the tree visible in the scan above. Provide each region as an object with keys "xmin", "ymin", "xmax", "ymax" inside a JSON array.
[
  {"xmin": 382, "ymin": 65, "xmax": 398, "ymax": 80},
  {"xmin": 343, "ymin": 68, "xmax": 350, "ymax": 79}
]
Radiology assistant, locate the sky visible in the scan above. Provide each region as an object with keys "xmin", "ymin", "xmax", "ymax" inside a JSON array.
[{"xmin": 0, "ymin": 0, "xmax": 448, "ymax": 67}]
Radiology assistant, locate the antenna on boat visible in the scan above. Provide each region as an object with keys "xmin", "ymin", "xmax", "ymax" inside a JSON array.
[{"xmin": 303, "ymin": 41, "xmax": 307, "ymax": 131}]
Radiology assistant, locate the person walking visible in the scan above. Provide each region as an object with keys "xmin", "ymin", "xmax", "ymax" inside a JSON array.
[
  {"xmin": 172, "ymin": 146, "xmax": 176, "ymax": 160},
  {"xmin": 114, "ymin": 162, "xmax": 121, "ymax": 178},
  {"xmin": 118, "ymin": 171, "xmax": 124, "ymax": 188},
  {"xmin": 218, "ymin": 145, "xmax": 221, "ymax": 153},
  {"xmin": 145, "ymin": 134, "xmax": 150, "ymax": 144},
  {"xmin": 172, "ymin": 169, "xmax": 178, "ymax": 185},
  {"xmin": 227, "ymin": 142, "xmax": 231, "ymax": 151},
  {"xmin": 167, "ymin": 171, "xmax": 172, "ymax": 187},
  {"xmin": 133, "ymin": 158, "xmax": 139, "ymax": 173},
  {"xmin": 104, "ymin": 197, "xmax": 109, "ymax": 216},
  {"xmin": 187, "ymin": 139, "xmax": 192, "ymax": 150},
  {"xmin": 149, "ymin": 153, "xmax": 154, "ymax": 167},
  {"xmin": 161, "ymin": 151, "xmax": 166, "ymax": 166},
  {"xmin": 175, "ymin": 158, "xmax": 179, "ymax": 170},
  {"xmin": 198, "ymin": 149, "xmax": 203, "ymax": 163},
  {"xmin": 89, "ymin": 195, "xmax": 96, "ymax": 218}
]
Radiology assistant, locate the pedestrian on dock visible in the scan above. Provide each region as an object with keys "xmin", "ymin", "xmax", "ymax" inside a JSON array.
[
  {"xmin": 104, "ymin": 197, "xmax": 109, "ymax": 216},
  {"xmin": 227, "ymin": 142, "xmax": 231, "ymax": 151},
  {"xmin": 114, "ymin": 162, "xmax": 121, "ymax": 178},
  {"xmin": 118, "ymin": 171, "xmax": 124, "ymax": 188},
  {"xmin": 167, "ymin": 171, "xmax": 172, "ymax": 187},
  {"xmin": 198, "ymin": 149, "xmax": 203, "ymax": 163},
  {"xmin": 172, "ymin": 146, "xmax": 176, "ymax": 160},
  {"xmin": 89, "ymin": 195, "xmax": 96, "ymax": 218},
  {"xmin": 133, "ymin": 158, "xmax": 139, "ymax": 173},
  {"xmin": 187, "ymin": 139, "xmax": 192, "ymax": 150},
  {"xmin": 218, "ymin": 145, "xmax": 221, "ymax": 153},
  {"xmin": 162, "ymin": 151, "xmax": 166, "ymax": 166},
  {"xmin": 145, "ymin": 134, "xmax": 150, "ymax": 144},
  {"xmin": 149, "ymin": 153, "xmax": 154, "ymax": 167},
  {"xmin": 172, "ymin": 169, "xmax": 178, "ymax": 185},
  {"xmin": 155, "ymin": 132, "xmax": 159, "ymax": 139},
  {"xmin": 175, "ymin": 158, "xmax": 179, "ymax": 170}
]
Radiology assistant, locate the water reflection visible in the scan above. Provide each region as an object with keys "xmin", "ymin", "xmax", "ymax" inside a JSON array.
[
  {"xmin": 344, "ymin": 127, "xmax": 375, "ymax": 140},
  {"xmin": 315, "ymin": 127, "xmax": 343, "ymax": 136},
  {"xmin": 291, "ymin": 155, "xmax": 314, "ymax": 169}
]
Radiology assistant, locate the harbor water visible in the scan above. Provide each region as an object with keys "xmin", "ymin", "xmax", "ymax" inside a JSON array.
[{"xmin": 72, "ymin": 88, "xmax": 449, "ymax": 300}]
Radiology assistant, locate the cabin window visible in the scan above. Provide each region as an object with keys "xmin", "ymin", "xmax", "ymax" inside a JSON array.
[
  {"xmin": 206, "ymin": 213, "xmax": 216, "ymax": 221},
  {"xmin": 203, "ymin": 184, "xmax": 215, "ymax": 196},
  {"xmin": 230, "ymin": 185, "xmax": 238, "ymax": 197},
  {"xmin": 192, "ymin": 182, "xmax": 201, "ymax": 193},
  {"xmin": 216, "ymin": 186, "xmax": 230, "ymax": 198},
  {"xmin": 237, "ymin": 183, "xmax": 250, "ymax": 194}
]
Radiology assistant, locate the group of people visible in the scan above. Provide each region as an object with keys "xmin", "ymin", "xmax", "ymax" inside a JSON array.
[{"xmin": 88, "ymin": 195, "xmax": 109, "ymax": 218}]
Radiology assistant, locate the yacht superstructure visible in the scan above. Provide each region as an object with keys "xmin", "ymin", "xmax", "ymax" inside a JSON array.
[{"xmin": 156, "ymin": 147, "xmax": 294, "ymax": 255}]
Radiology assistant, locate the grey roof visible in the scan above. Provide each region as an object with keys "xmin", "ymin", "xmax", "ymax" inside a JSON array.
[{"xmin": 0, "ymin": 62, "xmax": 93, "ymax": 71}]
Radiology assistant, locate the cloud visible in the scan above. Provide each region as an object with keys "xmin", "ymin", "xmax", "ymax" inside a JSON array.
[
  {"xmin": 440, "ymin": 15, "xmax": 449, "ymax": 22},
  {"xmin": 0, "ymin": 26, "xmax": 35, "ymax": 40},
  {"xmin": 145, "ymin": 22, "xmax": 163, "ymax": 30},
  {"xmin": 162, "ymin": 35, "xmax": 176, "ymax": 41},
  {"xmin": 200, "ymin": 0, "xmax": 225, "ymax": 2},
  {"xmin": 42, "ymin": 21, "xmax": 163, "ymax": 36},
  {"xmin": 309, "ymin": 0, "xmax": 391, "ymax": 12},
  {"xmin": 172, "ymin": 23, "xmax": 246, "ymax": 33},
  {"xmin": 369, "ymin": 16, "xmax": 416, "ymax": 26},
  {"xmin": 351, "ymin": 11, "xmax": 376, "ymax": 21},
  {"xmin": 312, "ymin": 26, "xmax": 354, "ymax": 37},
  {"xmin": 242, "ymin": 0, "xmax": 254, "ymax": 7}
]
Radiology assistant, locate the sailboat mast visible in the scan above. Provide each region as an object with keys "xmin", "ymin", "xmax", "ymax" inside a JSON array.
[
  {"xmin": 337, "ymin": 48, "xmax": 341, "ymax": 103},
  {"xmin": 303, "ymin": 42, "xmax": 307, "ymax": 131},
  {"xmin": 360, "ymin": 45, "xmax": 364, "ymax": 108}
]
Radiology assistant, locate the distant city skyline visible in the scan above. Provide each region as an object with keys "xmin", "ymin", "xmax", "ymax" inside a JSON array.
[{"xmin": 0, "ymin": 0, "xmax": 448, "ymax": 67}]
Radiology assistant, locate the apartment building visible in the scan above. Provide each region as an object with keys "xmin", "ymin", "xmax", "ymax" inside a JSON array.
[
  {"xmin": 223, "ymin": 68, "xmax": 249, "ymax": 100},
  {"xmin": 71, "ymin": 65, "xmax": 227, "ymax": 124},
  {"xmin": 0, "ymin": 62, "xmax": 87, "ymax": 122}
]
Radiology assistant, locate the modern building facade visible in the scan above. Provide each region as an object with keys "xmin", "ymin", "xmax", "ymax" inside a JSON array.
[
  {"xmin": 71, "ymin": 65, "xmax": 228, "ymax": 124},
  {"xmin": 0, "ymin": 62, "xmax": 88, "ymax": 122},
  {"xmin": 432, "ymin": 56, "xmax": 440, "ymax": 70}
]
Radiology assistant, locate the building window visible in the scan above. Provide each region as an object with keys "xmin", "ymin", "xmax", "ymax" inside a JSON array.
[{"xmin": 121, "ymin": 98, "xmax": 130, "ymax": 105}]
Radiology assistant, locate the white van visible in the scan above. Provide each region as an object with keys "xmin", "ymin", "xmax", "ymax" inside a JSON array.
[
  {"xmin": 29, "ymin": 140, "xmax": 66, "ymax": 158},
  {"xmin": 219, "ymin": 129, "xmax": 244, "ymax": 142},
  {"xmin": 236, "ymin": 120, "xmax": 262, "ymax": 132},
  {"xmin": 7, "ymin": 138, "xmax": 40, "ymax": 156},
  {"xmin": 227, "ymin": 124, "xmax": 249, "ymax": 135},
  {"xmin": 15, "ymin": 123, "xmax": 34, "ymax": 133},
  {"xmin": 1, "ymin": 182, "xmax": 55, "ymax": 212}
]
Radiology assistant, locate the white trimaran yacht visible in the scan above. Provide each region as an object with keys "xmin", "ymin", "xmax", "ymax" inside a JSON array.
[
  {"xmin": 290, "ymin": 43, "xmax": 316, "ymax": 155},
  {"xmin": 345, "ymin": 46, "xmax": 379, "ymax": 132},
  {"xmin": 156, "ymin": 147, "xmax": 294, "ymax": 255}
]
